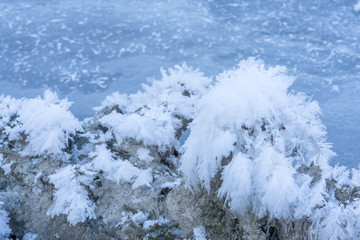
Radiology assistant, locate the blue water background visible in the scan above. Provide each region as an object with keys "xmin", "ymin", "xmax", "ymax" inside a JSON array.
[{"xmin": 0, "ymin": 0, "xmax": 359, "ymax": 167}]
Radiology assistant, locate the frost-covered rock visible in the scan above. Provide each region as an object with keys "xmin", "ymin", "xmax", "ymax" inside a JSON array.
[{"xmin": 0, "ymin": 60, "xmax": 360, "ymax": 239}]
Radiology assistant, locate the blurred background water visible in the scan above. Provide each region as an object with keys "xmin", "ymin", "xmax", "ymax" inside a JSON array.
[{"xmin": 0, "ymin": 0, "xmax": 359, "ymax": 167}]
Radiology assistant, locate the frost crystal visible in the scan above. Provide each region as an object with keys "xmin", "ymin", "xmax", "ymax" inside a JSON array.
[
  {"xmin": 97, "ymin": 64, "xmax": 211, "ymax": 149},
  {"xmin": 86, "ymin": 144, "xmax": 142, "ymax": 183},
  {"xmin": 47, "ymin": 165, "xmax": 96, "ymax": 225},
  {"xmin": 0, "ymin": 91, "xmax": 82, "ymax": 159}
]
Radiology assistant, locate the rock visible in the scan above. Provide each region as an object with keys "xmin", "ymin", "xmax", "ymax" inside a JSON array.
[
  {"xmin": 164, "ymin": 184, "xmax": 266, "ymax": 239},
  {"xmin": 0, "ymin": 113, "xmax": 358, "ymax": 240}
]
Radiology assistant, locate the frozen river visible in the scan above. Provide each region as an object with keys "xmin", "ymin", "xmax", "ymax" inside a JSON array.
[{"xmin": 0, "ymin": 0, "xmax": 359, "ymax": 167}]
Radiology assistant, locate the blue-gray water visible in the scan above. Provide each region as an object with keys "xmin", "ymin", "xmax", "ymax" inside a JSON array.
[{"xmin": 0, "ymin": 0, "xmax": 359, "ymax": 168}]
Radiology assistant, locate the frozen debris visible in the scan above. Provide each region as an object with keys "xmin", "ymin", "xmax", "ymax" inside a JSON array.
[
  {"xmin": 136, "ymin": 148, "xmax": 154, "ymax": 162},
  {"xmin": 180, "ymin": 59, "xmax": 360, "ymax": 238},
  {"xmin": 47, "ymin": 165, "xmax": 96, "ymax": 225},
  {"xmin": 193, "ymin": 226, "xmax": 207, "ymax": 240},
  {"xmin": 0, "ymin": 202, "xmax": 11, "ymax": 240}
]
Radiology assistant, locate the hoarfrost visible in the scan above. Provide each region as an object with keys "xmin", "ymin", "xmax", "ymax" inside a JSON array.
[
  {"xmin": 97, "ymin": 64, "xmax": 211, "ymax": 149},
  {"xmin": 86, "ymin": 144, "xmax": 141, "ymax": 183},
  {"xmin": 0, "ymin": 91, "xmax": 82, "ymax": 159},
  {"xmin": 47, "ymin": 165, "xmax": 96, "ymax": 225},
  {"xmin": 180, "ymin": 59, "xmax": 360, "ymax": 238}
]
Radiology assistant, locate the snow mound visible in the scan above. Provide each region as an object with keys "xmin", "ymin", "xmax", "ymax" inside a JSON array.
[{"xmin": 180, "ymin": 59, "xmax": 360, "ymax": 238}]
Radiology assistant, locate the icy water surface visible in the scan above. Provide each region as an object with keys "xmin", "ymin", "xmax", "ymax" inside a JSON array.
[{"xmin": 0, "ymin": 0, "xmax": 359, "ymax": 167}]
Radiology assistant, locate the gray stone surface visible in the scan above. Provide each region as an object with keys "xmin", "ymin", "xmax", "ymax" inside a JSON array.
[{"xmin": 0, "ymin": 112, "xmax": 357, "ymax": 240}]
